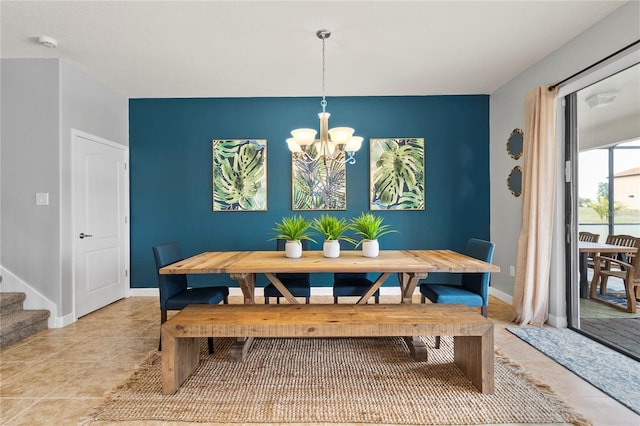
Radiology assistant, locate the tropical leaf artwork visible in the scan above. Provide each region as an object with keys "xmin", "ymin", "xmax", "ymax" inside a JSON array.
[
  {"xmin": 370, "ymin": 138, "xmax": 425, "ymax": 210},
  {"xmin": 292, "ymin": 147, "xmax": 346, "ymax": 211},
  {"xmin": 212, "ymin": 139, "xmax": 267, "ymax": 211}
]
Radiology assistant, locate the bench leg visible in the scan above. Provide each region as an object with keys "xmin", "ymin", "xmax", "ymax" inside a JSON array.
[
  {"xmin": 453, "ymin": 326, "xmax": 494, "ymax": 394},
  {"xmin": 162, "ymin": 328, "xmax": 200, "ymax": 395},
  {"xmin": 404, "ymin": 336, "xmax": 428, "ymax": 361}
]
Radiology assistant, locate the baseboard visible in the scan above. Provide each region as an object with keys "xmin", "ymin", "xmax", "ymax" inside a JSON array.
[
  {"xmin": 129, "ymin": 286, "xmax": 418, "ymax": 299},
  {"xmin": 547, "ymin": 313, "xmax": 568, "ymax": 328},
  {"xmin": 0, "ymin": 266, "xmax": 62, "ymax": 328},
  {"xmin": 489, "ymin": 287, "xmax": 513, "ymax": 304},
  {"xmin": 487, "ymin": 287, "xmax": 566, "ymax": 327},
  {"xmin": 128, "ymin": 287, "xmax": 159, "ymax": 297}
]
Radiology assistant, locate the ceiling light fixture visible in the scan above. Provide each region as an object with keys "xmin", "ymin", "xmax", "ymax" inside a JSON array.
[
  {"xmin": 38, "ymin": 36, "xmax": 58, "ymax": 48},
  {"xmin": 585, "ymin": 91, "xmax": 618, "ymax": 108},
  {"xmin": 286, "ymin": 29, "xmax": 362, "ymax": 165}
]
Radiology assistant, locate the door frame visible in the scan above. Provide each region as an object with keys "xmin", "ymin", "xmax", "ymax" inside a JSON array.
[
  {"xmin": 558, "ymin": 50, "xmax": 640, "ymax": 329},
  {"xmin": 71, "ymin": 129, "xmax": 130, "ymax": 321}
]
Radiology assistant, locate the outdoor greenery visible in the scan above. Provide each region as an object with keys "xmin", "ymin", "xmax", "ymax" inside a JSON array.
[
  {"xmin": 586, "ymin": 196, "xmax": 624, "ymax": 222},
  {"xmin": 579, "ymin": 206, "xmax": 640, "ymax": 224},
  {"xmin": 580, "ymin": 181, "xmax": 635, "ymax": 223},
  {"xmin": 350, "ymin": 213, "xmax": 397, "ymax": 246},
  {"xmin": 311, "ymin": 214, "xmax": 356, "ymax": 244},
  {"xmin": 270, "ymin": 215, "xmax": 316, "ymax": 243}
]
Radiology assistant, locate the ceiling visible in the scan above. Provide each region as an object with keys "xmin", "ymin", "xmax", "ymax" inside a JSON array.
[
  {"xmin": 0, "ymin": 1, "xmax": 627, "ymax": 99},
  {"xmin": 577, "ymin": 63, "xmax": 640, "ymax": 149}
]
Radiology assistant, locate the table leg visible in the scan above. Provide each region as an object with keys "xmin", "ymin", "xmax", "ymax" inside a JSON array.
[
  {"xmin": 264, "ymin": 273, "xmax": 299, "ymax": 304},
  {"xmin": 356, "ymin": 272, "xmax": 391, "ymax": 304},
  {"xmin": 228, "ymin": 272, "xmax": 258, "ymax": 360},
  {"xmin": 404, "ymin": 336, "xmax": 427, "ymax": 361},
  {"xmin": 397, "ymin": 272, "xmax": 430, "ymax": 359},
  {"xmin": 230, "ymin": 337, "xmax": 255, "ymax": 361},
  {"xmin": 399, "ymin": 272, "xmax": 427, "ymax": 303},
  {"xmin": 231, "ymin": 272, "xmax": 256, "ymax": 304},
  {"xmin": 453, "ymin": 326, "xmax": 494, "ymax": 394},
  {"xmin": 579, "ymin": 252, "xmax": 589, "ymax": 299},
  {"xmin": 161, "ymin": 327, "xmax": 200, "ymax": 395}
]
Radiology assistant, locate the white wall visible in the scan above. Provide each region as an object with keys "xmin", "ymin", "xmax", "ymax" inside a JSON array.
[
  {"xmin": 1, "ymin": 58, "xmax": 128, "ymax": 324},
  {"xmin": 1, "ymin": 59, "xmax": 61, "ymax": 307},
  {"xmin": 489, "ymin": 1, "xmax": 640, "ymax": 325},
  {"xmin": 59, "ymin": 61, "xmax": 129, "ymax": 314}
]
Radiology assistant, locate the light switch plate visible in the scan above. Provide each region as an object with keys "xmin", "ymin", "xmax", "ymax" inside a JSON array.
[{"xmin": 36, "ymin": 193, "xmax": 49, "ymax": 205}]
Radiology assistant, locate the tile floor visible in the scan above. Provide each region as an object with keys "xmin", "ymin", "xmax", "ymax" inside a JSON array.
[{"xmin": 1, "ymin": 295, "xmax": 639, "ymax": 426}]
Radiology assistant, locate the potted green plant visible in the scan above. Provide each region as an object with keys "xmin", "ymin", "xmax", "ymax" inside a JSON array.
[
  {"xmin": 271, "ymin": 215, "xmax": 316, "ymax": 258},
  {"xmin": 311, "ymin": 214, "xmax": 356, "ymax": 258},
  {"xmin": 350, "ymin": 213, "xmax": 397, "ymax": 258}
]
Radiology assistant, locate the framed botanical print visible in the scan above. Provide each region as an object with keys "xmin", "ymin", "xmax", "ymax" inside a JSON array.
[
  {"xmin": 212, "ymin": 139, "xmax": 267, "ymax": 211},
  {"xmin": 292, "ymin": 148, "xmax": 346, "ymax": 210},
  {"xmin": 370, "ymin": 138, "xmax": 424, "ymax": 210}
]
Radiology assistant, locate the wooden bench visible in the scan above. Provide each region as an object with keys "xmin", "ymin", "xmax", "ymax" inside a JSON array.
[{"xmin": 161, "ymin": 303, "xmax": 494, "ymax": 395}]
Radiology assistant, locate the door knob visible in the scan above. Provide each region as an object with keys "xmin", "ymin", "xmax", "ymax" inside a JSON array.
[{"xmin": 79, "ymin": 233, "xmax": 93, "ymax": 239}]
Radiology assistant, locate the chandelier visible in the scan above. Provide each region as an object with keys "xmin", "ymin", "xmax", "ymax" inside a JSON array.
[{"xmin": 286, "ymin": 29, "xmax": 363, "ymax": 164}]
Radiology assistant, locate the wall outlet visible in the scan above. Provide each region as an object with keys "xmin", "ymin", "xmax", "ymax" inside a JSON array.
[
  {"xmin": 509, "ymin": 265, "xmax": 515, "ymax": 277},
  {"xmin": 35, "ymin": 193, "xmax": 49, "ymax": 205}
]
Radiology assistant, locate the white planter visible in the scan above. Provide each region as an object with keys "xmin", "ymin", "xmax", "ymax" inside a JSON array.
[
  {"xmin": 285, "ymin": 240, "xmax": 302, "ymax": 258},
  {"xmin": 323, "ymin": 240, "xmax": 340, "ymax": 258},
  {"xmin": 362, "ymin": 239, "xmax": 379, "ymax": 258}
]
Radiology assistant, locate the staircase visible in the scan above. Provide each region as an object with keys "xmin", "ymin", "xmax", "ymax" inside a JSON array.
[{"xmin": 0, "ymin": 292, "xmax": 50, "ymax": 347}]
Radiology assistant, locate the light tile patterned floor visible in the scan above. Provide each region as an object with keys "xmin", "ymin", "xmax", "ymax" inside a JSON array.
[{"xmin": 0, "ymin": 295, "xmax": 638, "ymax": 425}]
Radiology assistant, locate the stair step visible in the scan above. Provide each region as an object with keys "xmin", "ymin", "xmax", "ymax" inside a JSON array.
[
  {"xmin": 0, "ymin": 292, "xmax": 26, "ymax": 316},
  {"xmin": 0, "ymin": 309, "xmax": 50, "ymax": 347}
]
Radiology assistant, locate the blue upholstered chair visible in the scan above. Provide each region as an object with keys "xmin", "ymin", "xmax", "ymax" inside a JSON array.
[
  {"xmin": 264, "ymin": 239, "xmax": 311, "ymax": 304},
  {"xmin": 420, "ymin": 238, "xmax": 494, "ymax": 348},
  {"xmin": 333, "ymin": 272, "xmax": 380, "ymax": 304},
  {"xmin": 153, "ymin": 242, "xmax": 229, "ymax": 353}
]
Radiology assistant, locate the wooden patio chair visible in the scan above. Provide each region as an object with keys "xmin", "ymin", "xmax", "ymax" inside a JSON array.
[
  {"xmin": 579, "ymin": 231, "xmax": 600, "ymax": 269},
  {"xmin": 590, "ymin": 236, "xmax": 640, "ymax": 313}
]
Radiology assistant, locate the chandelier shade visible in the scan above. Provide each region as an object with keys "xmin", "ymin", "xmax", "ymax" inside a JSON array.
[{"xmin": 287, "ymin": 29, "xmax": 362, "ymax": 164}]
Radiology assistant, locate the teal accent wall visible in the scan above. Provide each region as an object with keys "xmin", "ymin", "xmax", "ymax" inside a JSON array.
[{"xmin": 130, "ymin": 95, "xmax": 490, "ymax": 288}]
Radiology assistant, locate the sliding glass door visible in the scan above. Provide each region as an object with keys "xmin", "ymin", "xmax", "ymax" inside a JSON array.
[{"xmin": 567, "ymin": 64, "xmax": 640, "ymax": 361}]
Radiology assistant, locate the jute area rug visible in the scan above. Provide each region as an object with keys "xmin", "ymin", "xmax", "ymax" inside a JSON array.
[{"xmin": 83, "ymin": 336, "xmax": 590, "ymax": 425}]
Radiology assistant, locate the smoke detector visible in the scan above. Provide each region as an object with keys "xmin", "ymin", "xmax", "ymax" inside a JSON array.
[{"xmin": 38, "ymin": 36, "xmax": 58, "ymax": 48}]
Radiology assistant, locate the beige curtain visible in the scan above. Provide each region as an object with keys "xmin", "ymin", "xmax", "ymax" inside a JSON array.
[{"xmin": 512, "ymin": 85, "xmax": 559, "ymax": 326}]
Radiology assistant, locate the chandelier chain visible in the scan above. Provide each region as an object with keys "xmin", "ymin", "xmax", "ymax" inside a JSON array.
[
  {"xmin": 286, "ymin": 28, "xmax": 361, "ymax": 164},
  {"xmin": 321, "ymin": 35, "xmax": 326, "ymax": 112}
]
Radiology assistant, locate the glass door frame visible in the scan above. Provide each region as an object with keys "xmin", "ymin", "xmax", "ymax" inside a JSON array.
[{"xmin": 562, "ymin": 54, "xmax": 640, "ymax": 361}]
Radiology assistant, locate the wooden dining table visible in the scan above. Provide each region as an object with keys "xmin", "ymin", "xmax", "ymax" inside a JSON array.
[
  {"xmin": 160, "ymin": 249, "xmax": 500, "ymax": 304},
  {"xmin": 160, "ymin": 249, "xmax": 500, "ymax": 358},
  {"xmin": 578, "ymin": 241, "xmax": 638, "ymax": 299}
]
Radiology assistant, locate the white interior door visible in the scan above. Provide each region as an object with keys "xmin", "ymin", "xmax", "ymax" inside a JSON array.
[{"xmin": 73, "ymin": 130, "xmax": 128, "ymax": 318}]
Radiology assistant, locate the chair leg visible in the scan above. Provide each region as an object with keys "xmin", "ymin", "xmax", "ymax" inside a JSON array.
[
  {"xmin": 305, "ymin": 296, "xmax": 310, "ymax": 304},
  {"xmin": 625, "ymin": 282, "xmax": 637, "ymax": 314},
  {"xmin": 223, "ymin": 297, "xmax": 229, "ymax": 304},
  {"xmin": 435, "ymin": 336, "xmax": 441, "ymax": 349},
  {"xmin": 333, "ymin": 296, "xmax": 338, "ymax": 304},
  {"xmin": 265, "ymin": 297, "xmax": 270, "ymax": 304},
  {"xmin": 481, "ymin": 305, "xmax": 488, "ymax": 317},
  {"xmin": 159, "ymin": 310, "xmax": 168, "ymax": 351},
  {"xmin": 207, "ymin": 337, "xmax": 214, "ymax": 354},
  {"xmin": 600, "ymin": 276, "xmax": 610, "ymax": 295},
  {"xmin": 276, "ymin": 297, "xmax": 280, "ymax": 304},
  {"xmin": 420, "ymin": 295, "xmax": 425, "ymax": 303},
  {"xmin": 375, "ymin": 295, "xmax": 379, "ymax": 304}
]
